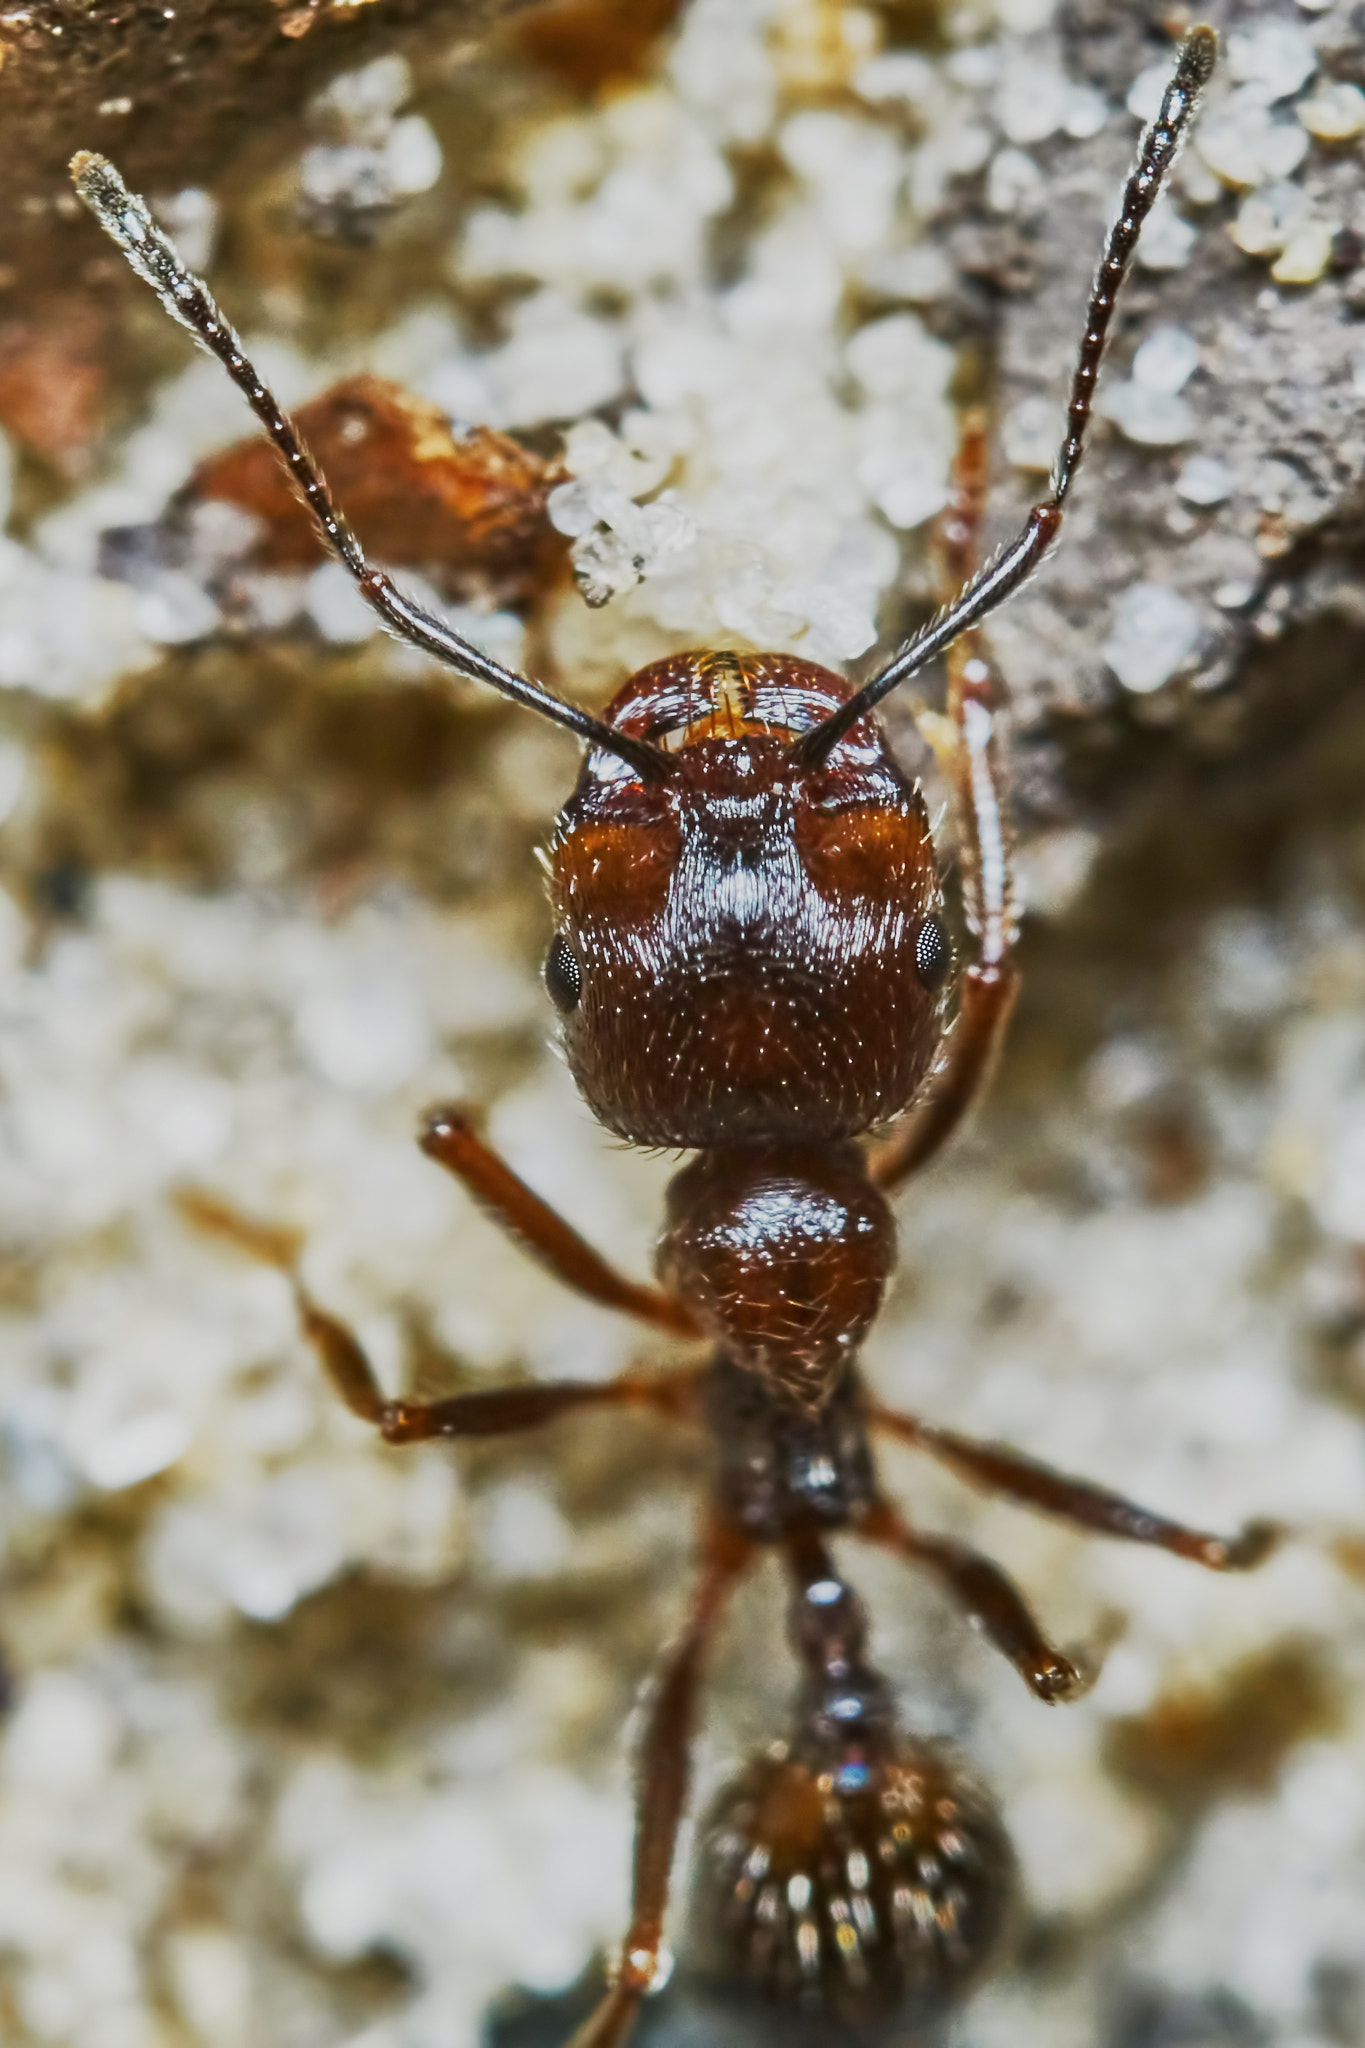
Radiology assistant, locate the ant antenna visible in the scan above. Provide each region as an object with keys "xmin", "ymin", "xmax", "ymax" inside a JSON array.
[
  {"xmin": 69, "ymin": 151, "xmax": 674, "ymax": 786},
  {"xmin": 796, "ymin": 22, "xmax": 1217, "ymax": 768}
]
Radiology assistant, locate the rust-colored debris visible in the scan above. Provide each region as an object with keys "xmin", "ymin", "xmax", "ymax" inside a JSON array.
[
  {"xmin": 186, "ymin": 373, "xmax": 569, "ymax": 599},
  {"xmin": 510, "ymin": 0, "xmax": 686, "ymax": 91},
  {"xmin": 0, "ymin": 297, "xmax": 110, "ymax": 473}
]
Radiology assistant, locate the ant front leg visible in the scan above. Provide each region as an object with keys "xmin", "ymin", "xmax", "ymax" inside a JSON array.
[
  {"xmin": 872, "ymin": 1403, "xmax": 1281, "ymax": 1571},
  {"xmin": 422, "ymin": 1106, "xmax": 698, "ymax": 1337},
  {"xmin": 176, "ymin": 1189, "xmax": 701, "ymax": 1446},
  {"xmin": 871, "ymin": 408, "xmax": 1019, "ymax": 1193},
  {"xmin": 567, "ymin": 1514, "xmax": 755, "ymax": 2048}
]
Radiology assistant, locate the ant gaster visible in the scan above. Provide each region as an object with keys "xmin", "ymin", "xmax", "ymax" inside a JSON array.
[{"xmin": 75, "ymin": 26, "xmax": 1278, "ymax": 2044}]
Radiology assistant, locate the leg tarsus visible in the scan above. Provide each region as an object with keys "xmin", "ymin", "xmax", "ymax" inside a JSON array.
[{"xmin": 872, "ymin": 1402, "xmax": 1283, "ymax": 1572}]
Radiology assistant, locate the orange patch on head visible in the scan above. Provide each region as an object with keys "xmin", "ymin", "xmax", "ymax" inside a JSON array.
[
  {"xmin": 555, "ymin": 812, "xmax": 680, "ymax": 924},
  {"xmin": 796, "ymin": 803, "xmax": 933, "ymax": 903}
]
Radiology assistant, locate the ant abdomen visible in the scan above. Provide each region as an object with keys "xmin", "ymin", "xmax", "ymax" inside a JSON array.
[{"xmin": 687, "ymin": 1736, "xmax": 1015, "ymax": 2039}]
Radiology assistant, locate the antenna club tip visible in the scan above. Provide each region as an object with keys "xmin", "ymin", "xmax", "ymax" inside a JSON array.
[
  {"xmin": 70, "ymin": 151, "xmax": 127, "ymax": 212},
  {"xmin": 1182, "ymin": 23, "xmax": 1218, "ymax": 79}
]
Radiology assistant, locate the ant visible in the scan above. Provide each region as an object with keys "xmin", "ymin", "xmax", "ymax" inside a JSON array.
[{"xmin": 72, "ymin": 23, "xmax": 1279, "ymax": 2046}]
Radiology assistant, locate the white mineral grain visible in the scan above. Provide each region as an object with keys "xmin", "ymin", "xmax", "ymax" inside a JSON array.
[
  {"xmin": 1177, "ymin": 453, "xmax": 1235, "ymax": 505},
  {"xmin": 1136, "ymin": 194, "xmax": 1198, "ymax": 271},
  {"xmin": 1100, "ymin": 383, "xmax": 1195, "ymax": 448},
  {"xmin": 987, "ymin": 146, "xmax": 1043, "ymax": 216},
  {"xmin": 1197, "ymin": 90, "xmax": 1311, "ymax": 190},
  {"xmin": 994, "ymin": 62, "xmax": 1075, "ymax": 147},
  {"xmin": 1226, "ymin": 19, "xmax": 1318, "ymax": 102},
  {"xmin": 1001, "ymin": 393, "xmax": 1064, "ymax": 472},
  {"xmin": 150, "ymin": 185, "xmax": 219, "ymax": 273},
  {"xmin": 1232, "ymin": 177, "xmax": 1313, "ymax": 255},
  {"xmin": 1297, "ymin": 78, "xmax": 1365, "ymax": 140},
  {"xmin": 1102, "ymin": 581, "xmax": 1202, "ymax": 692},
  {"xmin": 1272, "ymin": 218, "xmax": 1335, "ymax": 284}
]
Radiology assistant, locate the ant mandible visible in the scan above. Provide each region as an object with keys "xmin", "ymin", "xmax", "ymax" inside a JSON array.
[{"xmin": 73, "ymin": 23, "xmax": 1277, "ymax": 2045}]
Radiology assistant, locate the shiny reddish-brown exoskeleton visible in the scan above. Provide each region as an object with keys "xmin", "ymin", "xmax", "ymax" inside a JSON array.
[{"xmin": 76, "ymin": 26, "xmax": 1277, "ymax": 2046}]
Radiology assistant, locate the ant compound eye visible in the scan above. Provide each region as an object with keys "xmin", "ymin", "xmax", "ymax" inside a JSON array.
[
  {"xmin": 544, "ymin": 932, "xmax": 583, "ymax": 1013},
  {"xmin": 915, "ymin": 914, "xmax": 951, "ymax": 989}
]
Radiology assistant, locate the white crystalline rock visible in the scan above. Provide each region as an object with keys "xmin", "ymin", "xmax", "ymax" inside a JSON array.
[
  {"xmin": 1226, "ymin": 21, "xmax": 1318, "ymax": 105},
  {"xmin": 1102, "ymin": 327, "xmax": 1200, "ymax": 448},
  {"xmin": 1177, "ymin": 454, "xmax": 1235, "ymax": 506},
  {"xmin": 1298, "ymin": 80, "xmax": 1365, "ymax": 141},
  {"xmin": 1137, "ymin": 195, "xmax": 1197, "ymax": 272},
  {"xmin": 482, "ymin": 292, "xmax": 624, "ymax": 426},
  {"xmin": 1127, "ymin": 60, "xmax": 1172, "ymax": 126},
  {"xmin": 306, "ymin": 559, "xmax": 377, "ymax": 643},
  {"xmin": 1102, "ymin": 582, "xmax": 1202, "ymax": 692},
  {"xmin": 383, "ymin": 117, "xmax": 444, "ymax": 198},
  {"xmin": 988, "ymin": 146, "xmax": 1043, "ymax": 216},
  {"xmin": 1197, "ymin": 90, "xmax": 1311, "ymax": 190},
  {"xmin": 778, "ymin": 111, "xmax": 903, "ymax": 256},
  {"xmin": 667, "ymin": 0, "xmax": 781, "ymax": 144},
  {"xmin": 1272, "ymin": 220, "xmax": 1335, "ymax": 286},
  {"xmin": 314, "ymin": 54, "xmax": 412, "ymax": 146},
  {"xmin": 1099, "ymin": 386, "xmax": 1194, "ymax": 448},
  {"xmin": 150, "ymin": 185, "xmax": 218, "ymax": 274},
  {"xmin": 993, "ymin": 0, "xmax": 1055, "ymax": 27},
  {"xmin": 994, "ymin": 62, "xmax": 1078, "ymax": 147},
  {"xmin": 463, "ymin": 94, "xmax": 732, "ymax": 297},
  {"xmin": 1231, "ymin": 179, "xmax": 1313, "ymax": 256},
  {"xmin": 1132, "ymin": 324, "xmax": 1200, "ymax": 394},
  {"xmin": 852, "ymin": 49, "xmax": 936, "ymax": 109},
  {"xmin": 1001, "ymin": 394, "xmax": 1063, "ymax": 473}
]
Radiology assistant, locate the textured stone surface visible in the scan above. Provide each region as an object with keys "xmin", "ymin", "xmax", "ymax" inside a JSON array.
[{"xmin": 0, "ymin": 3, "xmax": 1364, "ymax": 2047}]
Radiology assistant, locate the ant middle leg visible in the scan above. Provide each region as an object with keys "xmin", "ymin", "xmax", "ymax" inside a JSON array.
[
  {"xmin": 870, "ymin": 409, "xmax": 1019, "ymax": 1194},
  {"xmin": 870, "ymin": 1402, "xmax": 1281, "ymax": 1572},
  {"xmin": 422, "ymin": 1106, "xmax": 698, "ymax": 1337},
  {"xmin": 176, "ymin": 1187, "xmax": 702, "ymax": 1446},
  {"xmin": 567, "ymin": 1512, "xmax": 755, "ymax": 2048},
  {"xmin": 859, "ymin": 1496, "xmax": 1086, "ymax": 1704}
]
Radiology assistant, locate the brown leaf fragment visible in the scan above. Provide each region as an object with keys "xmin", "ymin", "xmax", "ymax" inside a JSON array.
[
  {"xmin": 0, "ymin": 297, "xmax": 110, "ymax": 474},
  {"xmin": 184, "ymin": 373, "xmax": 569, "ymax": 602}
]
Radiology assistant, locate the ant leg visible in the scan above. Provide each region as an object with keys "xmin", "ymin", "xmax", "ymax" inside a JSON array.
[
  {"xmin": 871, "ymin": 1403, "xmax": 1281, "ymax": 1571},
  {"xmin": 421, "ymin": 1107, "xmax": 697, "ymax": 1337},
  {"xmin": 860, "ymin": 1497, "xmax": 1085, "ymax": 1703},
  {"xmin": 871, "ymin": 408, "xmax": 1018, "ymax": 1193},
  {"xmin": 176, "ymin": 1188, "xmax": 701, "ymax": 1446},
  {"xmin": 69, "ymin": 153, "xmax": 668, "ymax": 784},
  {"xmin": 567, "ymin": 1514, "xmax": 755, "ymax": 2048}
]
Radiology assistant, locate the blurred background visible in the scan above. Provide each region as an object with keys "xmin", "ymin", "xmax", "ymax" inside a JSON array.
[{"xmin": 0, "ymin": 0, "xmax": 1364, "ymax": 2044}]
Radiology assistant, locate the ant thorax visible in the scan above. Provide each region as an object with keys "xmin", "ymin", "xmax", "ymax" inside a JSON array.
[{"xmin": 545, "ymin": 650, "xmax": 950, "ymax": 1150}]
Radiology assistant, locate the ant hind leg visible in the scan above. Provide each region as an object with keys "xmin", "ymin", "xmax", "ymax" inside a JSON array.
[
  {"xmin": 860, "ymin": 1497, "xmax": 1087, "ymax": 1704},
  {"xmin": 871, "ymin": 1402, "xmax": 1281, "ymax": 1572},
  {"xmin": 566, "ymin": 1514, "xmax": 754, "ymax": 2048}
]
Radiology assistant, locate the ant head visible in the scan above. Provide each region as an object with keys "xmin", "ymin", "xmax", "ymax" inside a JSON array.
[
  {"xmin": 545, "ymin": 652, "xmax": 950, "ymax": 1150},
  {"xmin": 686, "ymin": 1734, "xmax": 1015, "ymax": 2030}
]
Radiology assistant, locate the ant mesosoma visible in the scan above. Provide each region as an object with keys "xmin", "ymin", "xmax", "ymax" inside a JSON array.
[{"xmin": 73, "ymin": 24, "xmax": 1278, "ymax": 2045}]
